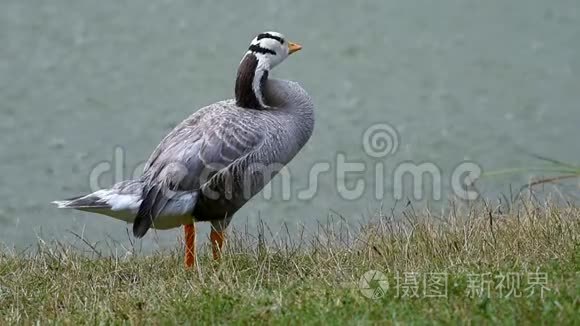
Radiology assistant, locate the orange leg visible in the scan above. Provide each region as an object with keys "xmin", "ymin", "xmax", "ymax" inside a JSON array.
[
  {"xmin": 184, "ymin": 224, "xmax": 196, "ymax": 268},
  {"xmin": 210, "ymin": 229, "xmax": 225, "ymax": 261}
]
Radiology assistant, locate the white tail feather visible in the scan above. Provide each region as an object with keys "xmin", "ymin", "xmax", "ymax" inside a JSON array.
[{"xmin": 52, "ymin": 181, "xmax": 198, "ymax": 230}]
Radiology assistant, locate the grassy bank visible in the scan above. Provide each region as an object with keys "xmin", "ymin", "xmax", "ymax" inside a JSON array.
[{"xmin": 1, "ymin": 200, "xmax": 578, "ymax": 324}]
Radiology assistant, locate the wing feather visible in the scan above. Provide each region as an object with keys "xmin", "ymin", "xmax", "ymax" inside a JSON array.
[{"xmin": 133, "ymin": 103, "xmax": 265, "ymax": 237}]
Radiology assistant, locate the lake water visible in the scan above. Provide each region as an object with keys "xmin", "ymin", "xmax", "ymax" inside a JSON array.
[{"xmin": 1, "ymin": 0, "xmax": 578, "ymax": 251}]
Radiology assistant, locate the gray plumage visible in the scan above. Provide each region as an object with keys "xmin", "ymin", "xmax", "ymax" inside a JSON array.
[{"xmin": 133, "ymin": 78, "xmax": 314, "ymax": 236}]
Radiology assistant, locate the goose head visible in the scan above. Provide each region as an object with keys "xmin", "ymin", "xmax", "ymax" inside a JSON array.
[{"xmin": 235, "ymin": 32, "xmax": 302, "ymax": 109}]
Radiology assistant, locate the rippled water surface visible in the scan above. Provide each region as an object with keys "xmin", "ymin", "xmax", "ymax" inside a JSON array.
[{"xmin": 1, "ymin": 0, "xmax": 579, "ymax": 249}]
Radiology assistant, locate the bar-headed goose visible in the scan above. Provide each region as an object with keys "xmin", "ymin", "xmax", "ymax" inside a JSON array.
[{"xmin": 53, "ymin": 32, "xmax": 314, "ymax": 267}]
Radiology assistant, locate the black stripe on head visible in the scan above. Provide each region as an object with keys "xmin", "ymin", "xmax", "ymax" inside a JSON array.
[
  {"xmin": 248, "ymin": 44, "xmax": 276, "ymax": 55},
  {"xmin": 257, "ymin": 33, "xmax": 285, "ymax": 44}
]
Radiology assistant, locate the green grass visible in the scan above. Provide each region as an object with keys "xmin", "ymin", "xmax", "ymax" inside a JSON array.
[{"xmin": 1, "ymin": 200, "xmax": 578, "ymax": 325}]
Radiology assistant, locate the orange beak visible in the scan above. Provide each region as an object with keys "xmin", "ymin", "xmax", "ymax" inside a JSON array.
[{"xmin": 288, "ymin": 41, "xmax": 302, "ymax": 54}]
